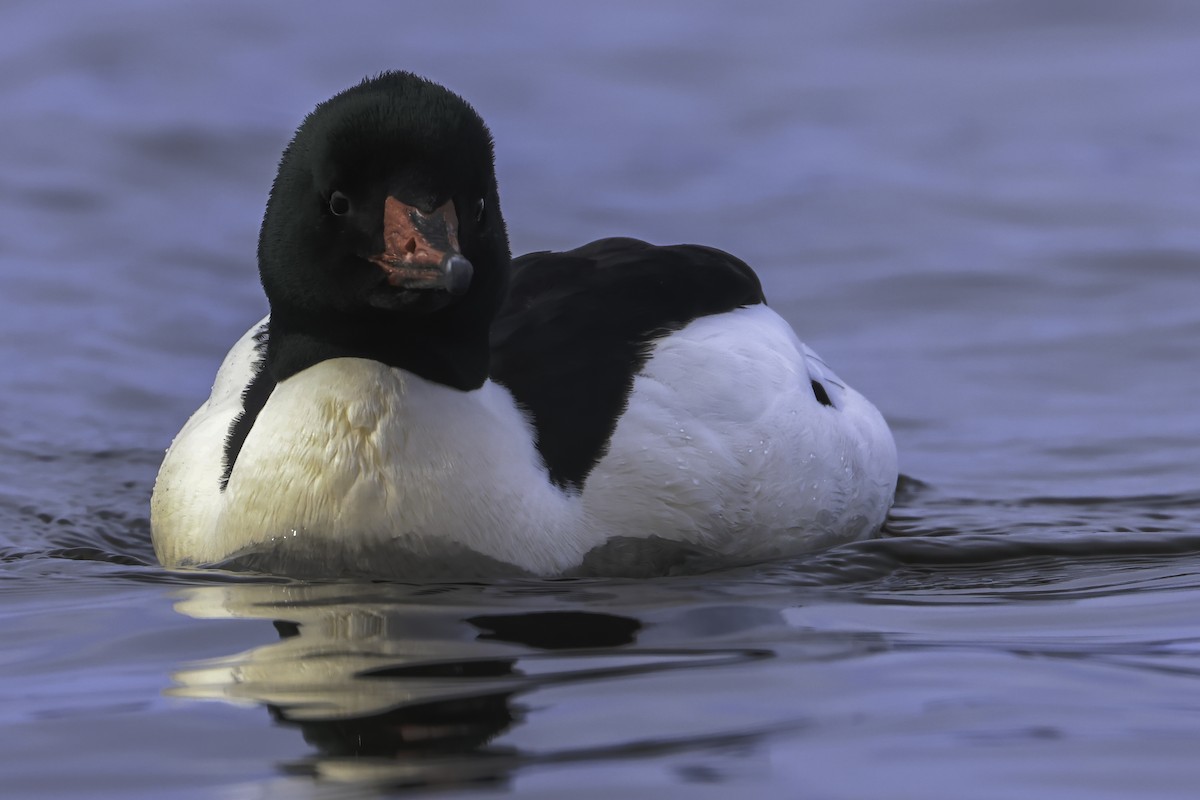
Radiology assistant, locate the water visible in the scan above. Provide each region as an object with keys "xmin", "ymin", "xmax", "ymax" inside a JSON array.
[{"xmin": 3, "ymin": 1, "xmax": 1200, "ymax": 797}]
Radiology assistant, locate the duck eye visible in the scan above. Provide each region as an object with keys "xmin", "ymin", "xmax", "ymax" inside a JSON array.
[
  {"xmin": 473, "ymin": 197, "xmax": 486, "ymax": 224},
  {"xmin": 328, "ymin": 191, "xmax": 351, "ymax": 216}
]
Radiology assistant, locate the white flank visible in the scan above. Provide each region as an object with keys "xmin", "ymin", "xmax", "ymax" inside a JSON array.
[{"xmin": 152, "ymin": 306, "xmax": 897, "ymax": 576}]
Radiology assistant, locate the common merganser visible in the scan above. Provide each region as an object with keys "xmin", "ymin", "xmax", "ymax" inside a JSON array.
[{"xmin": 150, "ymin": 71, "xmax": 897, "ymax": 578}]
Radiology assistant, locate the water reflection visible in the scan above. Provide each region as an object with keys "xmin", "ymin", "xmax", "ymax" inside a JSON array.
[{"xmin": 169, "ymin": 582, "xmax": 778, "ymax": 790}]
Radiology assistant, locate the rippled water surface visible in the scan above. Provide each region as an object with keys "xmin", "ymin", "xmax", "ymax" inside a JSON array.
[{"xmin": 3, "ymin": 2, "xmax": 1200, "ymax": 797}]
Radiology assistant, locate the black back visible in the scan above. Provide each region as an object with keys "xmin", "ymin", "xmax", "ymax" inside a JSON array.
[{"xmin": 490, "ymin": 237, "xmax": 765, "ymax": 491}]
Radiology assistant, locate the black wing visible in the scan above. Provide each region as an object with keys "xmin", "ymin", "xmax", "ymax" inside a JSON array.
[{"xmin": 490, "ymin": 237, "xmax": 765, "ymax": 490}]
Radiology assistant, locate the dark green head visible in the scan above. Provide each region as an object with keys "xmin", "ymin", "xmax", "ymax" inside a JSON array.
[{"xmin": 258, "ymin": 72, "xmax": 511, "ymax": 389}]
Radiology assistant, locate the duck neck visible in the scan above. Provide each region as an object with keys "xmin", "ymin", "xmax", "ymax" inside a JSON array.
[{"xmin": 266, "ymin": 309, "xmax": 490, "ymax": 391}]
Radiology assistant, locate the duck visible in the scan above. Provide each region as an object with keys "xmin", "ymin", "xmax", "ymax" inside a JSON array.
[{"xmin": 150, "ymin": 71, "xmax": 898, "ymax": 578}]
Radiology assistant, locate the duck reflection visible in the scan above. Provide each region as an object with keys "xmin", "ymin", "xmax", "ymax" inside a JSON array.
[{"xmin": 169, "ymin": 582, "xmax": 766, "ymax": 790}]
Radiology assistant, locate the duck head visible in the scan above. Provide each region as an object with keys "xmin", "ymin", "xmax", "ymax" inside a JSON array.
[{"xmin": 257, "ymin": 71, "xmax": 510, "ymax": 390}]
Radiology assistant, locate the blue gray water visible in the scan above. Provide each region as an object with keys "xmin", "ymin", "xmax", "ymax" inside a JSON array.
[{"xmin": 3, "ymin": 2, "xmax": 1200, "ymax": 797}]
